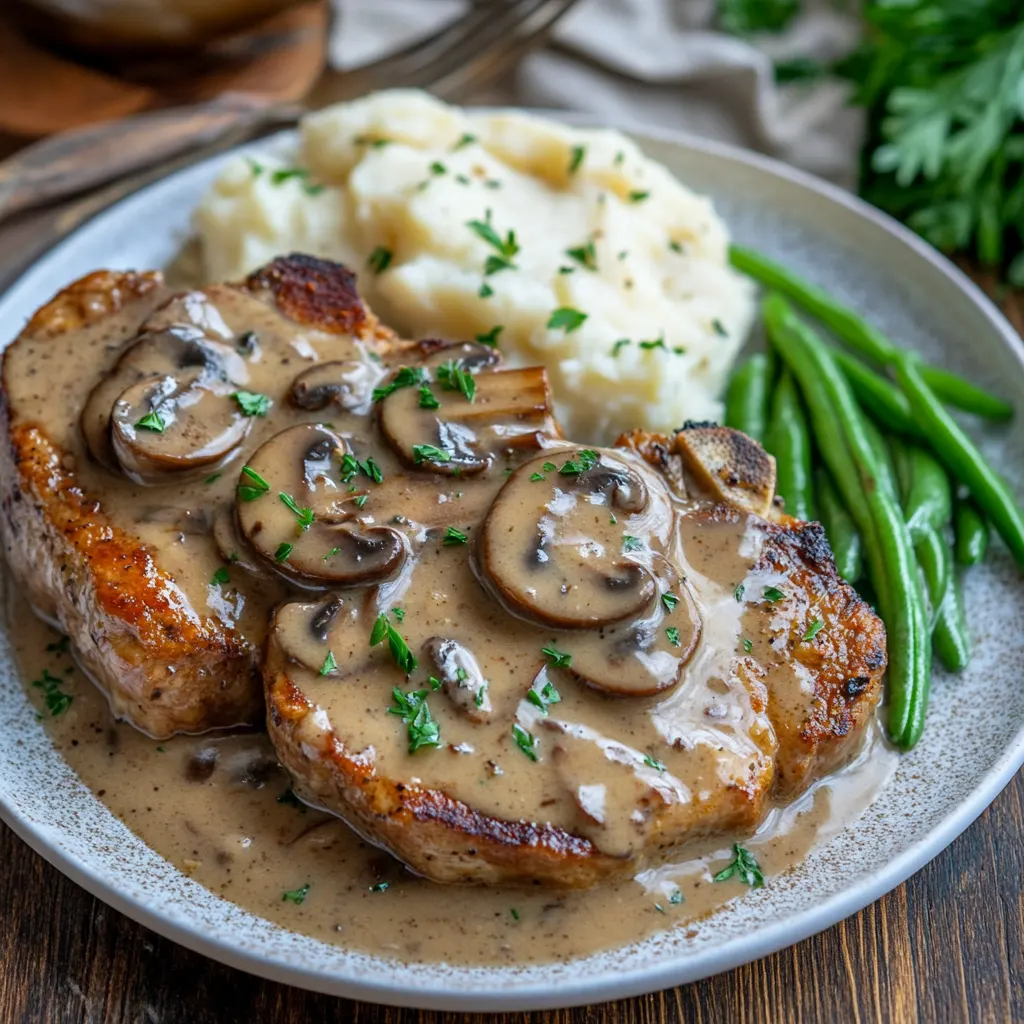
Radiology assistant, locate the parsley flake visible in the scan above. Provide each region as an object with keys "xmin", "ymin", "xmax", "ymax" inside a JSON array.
[
  {"xmin": 319, "ymin": 650, "xmax": 337, "ymax": 676},
  {"xmin": 643, "ymin": 753, "xmax": 666, "ymax": 772},
  {"xmin": 418, "ymin": 384, "xmax": 440, "ymax": 409},
  {"xmin": 367, "ymin": 246, "xmax": 393, "ymax": 275},
  {"xmin": 541, "ymin": 646, "xmax": 572, "ymax": 669},
  {"xmin": 211, "ymin": 566, "xmax": 230, "ymax": 586},
  {"xmin": 568, "ymin": 144, "xmax": 586, "ymax": 174},
  {"xmin": 282, "ymin": 884, "xmax": 310, "ymax": 905},
  {"xmin": 742, "ymin": 637, "xmax": 754, "ymax": 653},
  {"xmin": 388, "ymin": 686, "xmax": 440, "ymax": 752},
  {"xmin": 712, "ymin": 318, "xmax": 728, "ymax": 337},
  {"xmin": 611, "ymin": 338, "xmax": 631, "ymax": 356},
  {"xmin": 452, "ymin": 133, "xmax": 477, "ymax": 151},
  {"xmin": 372, "ymin": 366, "xmax": 425, "ymax": 402},
  {"xmin": 713, "ymin": 844, "xmax": 765, "ymax": 888},
  {"xmin": 237, "ymin": 465, "xmax": 270, "ymax": 502},
  {"xmin": 559, "ymin": 449, "xmax": 599, "ymax": 476},
  {"xmin": 369, "ymin": 881, "xmax": 390, "ymax": 893},
  {"xmin": 370, "ymin": 613, "xmax": 418, "ymax": 674},
  {"xmin": 526, "ymin": 680, "xmax": 561, "ymax": 715},
  {"xmin": 662, "ymin": 593, "xmax": 679, "ymax": 612},
  {"xmin": 134, "ymin": 410, "xmax": 165, "ymax": 432},
  {"xmin": 475, "ymin": 325, "xmax": 503, "ymax": 347},
  {"xmin": 443, "ymin": 526, "xmax": 469, "ymax": 545},
  {"xmin": 802, "ymin": 619, "xmax": 824, "ymax": 642},
  {"xmin": 763, "ymin": 586, "xmax": 786, "ymax": 602},
  {"xmin": 666, "ymin": 626, "xmax": 681, "ymax": 647},
  {"xmin": 628, "ymin": 190, "xmax": 650, "ymax": 202},
  {"xmin": 479, "ymin": 282, "xmax": 495, "ymax": 299},
  {"xmin": 436, "ymin": 359, "xmax": 476, "ymax": 402},
  {"xmin": 623, "ymin": 535, "xmax": 643, "ymax": 553},
  {"xmin": 512, "ymin": 723, "xmax": 539, "ymax": 761},
  {"xmin": 231, "ymin": 391, "xmax": 270, "ymax": 416},
  {"xmin": 412, "ymin": 444, "xmax": 451, "ymax": 464},
  {"xmin": 32, "ymin": 668, "xmax": 73, "ymax": 717},
  {"xmin": 565, "ymin": 240, "xmax": 597, "ymax": 271},
  {"xmin": 274, "ymin": 542, "xmax": 293, "ymax": 562},
  {"xmin": 547, "ymin": 306, "xmax": 588, "ymax": 333},
  {"xmin": 279, "ymin": 491, "xmax": 314, "ymax": 531}
]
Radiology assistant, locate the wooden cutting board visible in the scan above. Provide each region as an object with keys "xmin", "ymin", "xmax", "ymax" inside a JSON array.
[{"xmin": 0, "ymin": 1, "xmax": 328, "ymax": 141}]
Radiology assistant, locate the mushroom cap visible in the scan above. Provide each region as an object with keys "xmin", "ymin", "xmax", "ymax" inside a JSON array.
[
  {"xmin": 235, "ymin": 423, "xmax": 407, "ymax": 589},
  {"xmin": 289, "ymin": 359, "xmax": 380, "ymax": 412},
  {"xmin": 272, "ymin": 596, "xmax": 355, "ymax": 674}
]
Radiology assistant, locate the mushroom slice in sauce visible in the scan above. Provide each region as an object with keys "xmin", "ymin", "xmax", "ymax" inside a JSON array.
[
  {"xmin": 235, "ymin": 423, "xmax": 406, "ymax": 588},
  {"xmin": 478, "ymin": 448, "xmax": 669, "ymax": 630},
  {"xmin": 416, "ymin": 339, "xmax": 503, "ymax": 374},
  {"xmin": 289, "ymin": 359, "xmax": 379, "ymax": 412},
  {"xmin": 81, "ymin": 324, "xmax": 250, "ymax": 480},
  {"xmin": 379, "ymin": 366, "xmax": 558, "ymax": 476},
  {"xmin": 272, "ymin": 596, "xmax": 354, "ymax": 674},
  {"xmin": 211, "ymin": 505, "xmax": 263, "ymax": 577},
  {"xmin": 559, "ymin": 582, "xmax": 701, "ymax": 696},
  {"xmin": 676, "ymin": 425, "xmax": 777, "ymax": 518},
  {"xmin": 422, "ymin": 637, "xmax": 492, "ymax": 721}
]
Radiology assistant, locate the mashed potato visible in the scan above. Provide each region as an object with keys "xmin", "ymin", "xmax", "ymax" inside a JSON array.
[{"xmin": 194, "ymin": 90, "xmax": 754, "ymax": 439}]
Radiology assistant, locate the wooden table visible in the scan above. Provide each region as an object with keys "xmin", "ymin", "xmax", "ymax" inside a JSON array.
[{"xmin": 0, "ymin": 228, "xmax": 1021, "ymax": 1023}]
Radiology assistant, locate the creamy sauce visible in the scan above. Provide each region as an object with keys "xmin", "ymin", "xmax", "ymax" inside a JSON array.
[
  {"xmin": 2, "ymin": 272, "xmax": 897, "ymax": 965},
  {"xmin": 9, "ymin": 603, "xmax": 895, "ymax": 965}
]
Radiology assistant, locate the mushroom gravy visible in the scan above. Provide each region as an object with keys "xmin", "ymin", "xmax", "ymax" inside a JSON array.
[
  {"xmin": 2, "ymin": 262, "xmax": 895, "ymax": 963},
  {"xmin": 10, "ymin": 602, "xmax": 896, "ymax": 965}
]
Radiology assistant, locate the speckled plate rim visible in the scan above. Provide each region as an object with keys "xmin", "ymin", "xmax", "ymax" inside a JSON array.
[{"xmin": 0, "ymin": 111, "xmax": 1022, "ymax": 1012}]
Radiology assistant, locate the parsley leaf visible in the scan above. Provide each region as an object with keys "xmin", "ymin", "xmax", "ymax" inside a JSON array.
[
  {"xmin": 662, "ymin": 593, "xmax": 679, "ymax": 612},
  {"xmin": 279, "ymin": 491, "xmax": 314, "ymax": 531},
  {"xmin": 466, "ymin": 208, "xmax": 520, "ymax": 267},
  {"xmin": 643, "ymin": 753, "xmax": 666, "ymax": 772},
  {"xmin": 512, "ymin": 723, "xmax": 539, "ymax": 761},
  {"xmin": 558, "ymin": 449, "xmax": 599, "ymax": 476},
  {"xmin": 282, "ymin": 884, "xmax": 310, "ymax": 904},
  {"xmin": 565, "ymin": 240, "xmax": 597, "ymax": 271},
  {"xmin": 742, "ymin": 636, "xmax": 754, "ymax": 653},
  {"xmin": 547, "ymin": 307, "xmax": 588, "ymax": 333},
  {"xmin": 319, "ymin": 650, "xmax": 337, "ymax": 676},
  {"xmin": 611, "ymin": 338, "xmax": 631, "ymax": 356},
  {"xmin": 32, "ymin": 668, "xmax": 73, "ymax": 717},
  {"xmin": 443, "ymin": 526, "xmax": 469, "ymax": 545},
  {"xmin": 274, "ymin": 542, "xmax": 293, "ymax": 562},
  {"xmin": 412, "ymin": 444, "xmax": 451, "ymax": 464},
  {"xmin": 388, "ymin": 686, "xmax": 440, "ymax": 752},
  {"xmin": 231, "ymin": 391, "xmax": 271, "ymax": 416},
  {"xmin": 370, "ymin": 613, "xmax": 418, "ymax": 674},
  {"xmin": 666, "ymin": 626, "xmax": 681, "ymax": 647},
  {"xmin": 526, "ymin": 680, "xmax": 561, "ymax": 715},
  {"xmin": 210, "ymin": 566, "xmax": 230, "ymax": 586},
  {"xmin": 372, "ymin": 366, "xmax": 425, "ymax": 402},
  {"xmin": 713, "ymin": 843, "xmax": 765, "ymax": 888},
  {"xmin": 628, "ymin": 190, "xmax": 650, "ymax": 203},
  {"xmin": 134, "ymin": 410, "xmax": 164, "ymax": 432},
  {"xmin": 763, "ymin": 586, "xmax": 786, "ymax": 602},
  {"xmin": 418, "ymin": 384, "xmax": 440, "ymax": 410},
  {"xmin": 367, "ymin": 246, "xmax": 392, "ymax": 275},
  {"xmin": 623, "ymin": 535, "xmax": 643, "ymax": 553},
  {"xmin": 802, "ymin": 619, "xmax": 824, "ymax": 642},
  {"xmin": 541, "ymin": 646, "xmax": 572, "ymax": 669},
  {"xmin": 568, "ymin": 144, "xmax": 586, "ymax": 174},
  {"xmin": 435, "ymin": 359, "xmax": 476, "ymax": 402},
  {"xmin": 452, "ymin": 132, "xmax": 477, "ymax": 150},
  {"xmin": 475, "ymin": 325, "xmax": 503, "ymax": 347},
  {"xmin": 237, "ymin": 465, "xmax": 270, "ymax": 502}
]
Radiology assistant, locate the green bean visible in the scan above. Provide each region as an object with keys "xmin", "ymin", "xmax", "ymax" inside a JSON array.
[
  {"xmin": 903, "ymin": 446, "xmax": 952, "ymax": 536},
  {"xmin": 894, "ymin": 355, "xmax": 1024, "ymax": 569},
  {"xmin": 764, "ymin": 294, "xmax": 929, "ymax": 748},
  {"xmin": 724, "ymin": 354, "xmax": 769, "ymax": 442},
  {"xmin": 954, "ymin": 498, "xmax": 990, "ymax": 565},
  {"xmin": 817, "ymin": 469, "xmax": 862, "ymax": 582},
  {"xmin": 729, "ymin": 246, "xmax": 1013, "ymax": 421},
  {"xmin": 766, "ymin": 370, "xmax": 816, "ymax": 521},
  {"xmin": 831, "ymin": 349, "xmax": 919, "ymax": 435},
  {"xmin": 913, "ymin": 526, "xmax": 951, "ymax": 628},
  {"xmin": 862, "ymin": 416, "xmax": 898, "ymax": 499},
  {"xmin": 933, "ymin": 572, "xmax": 971, "ymax": 672}
]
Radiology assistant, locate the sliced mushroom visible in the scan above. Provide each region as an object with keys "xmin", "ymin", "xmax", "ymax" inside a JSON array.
[
  {"xmin": 289, "ymin": 359, "xmax": 380, "ymax": 412},
  {"xmin": 272, "ymin": 596, "xmax": 356, "ymax": 674},
  {"xmin": 235, "ymin": 423, "xmax": 407, "ymax": 588},
  {"xmin": 478, "ymin": 448, "xmax": 666, "ymax": 629},
  {"xmin": 416, "ymin": 339, "xmax": 503, "ymax": 374},
  {"xmin": 379, "ymin": 366, "xmax": 558, "ymax": 476},
  {"xmin": 559, "ymin": 582, "xmax": 701, "ymax": 696},
  {"xmin": 676, "ymin": 425, "xmax": 776, "ymax": 518},
  {"xmin": 81, "ymin": 324, "xmax": 251, "ymax": 482},
  {"xmin": 212, "ymin": 505, "xmax": 263, "ymax": 576},
  {"xmin": 422, "ymin": 637, "xmax": 491, "ymax": 721}
]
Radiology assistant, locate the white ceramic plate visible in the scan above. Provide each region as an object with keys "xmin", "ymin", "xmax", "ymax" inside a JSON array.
[{"xmin": 1, "ymin": 118, "xmax": 1023, "ymax": 1012}]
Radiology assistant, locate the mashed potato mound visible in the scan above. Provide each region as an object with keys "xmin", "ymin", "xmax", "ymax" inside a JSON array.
[{"xmin": 194, "ymin": 90, "xmax": 754, "ymax": 439}]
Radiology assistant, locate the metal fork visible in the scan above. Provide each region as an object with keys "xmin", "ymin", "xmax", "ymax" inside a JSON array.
[{"xmin": 0, "ymin": 0, "xmax": 579, "ymax": 224}]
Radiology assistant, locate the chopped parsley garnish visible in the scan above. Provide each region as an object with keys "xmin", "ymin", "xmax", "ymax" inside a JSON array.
[
  {"xmin": 210, "ymin": 566, "xmax": 230, "ymax": 586},
  {"xmin": 712, "ymin": 318, "xmax": 728, "ymax": 337},
  {"xmin": 282, "ymin": 884, "xmax": 310, "ymax": 904},
  {"xmin": 623, "ymin": 535, "xmax": 643, "ymax": 553},
  {"xmin": 452, "ymin": 132, "xmax": 477, "ymax": 150},
  {"xmin": 418, "ymin": 384, "xmax": 440, "ymax": 409},
  {"xmin": 543, "ymin": 462, "xmax": 557, "ymax": 472},
  {"xmin": 510, "ymin": 907, "xmax": 521, "ymax": 921},
  {"xmin": 443, "ymin": 526, "xmax": 469, "ymax": 545},
  {"xmin": 466, "ymin": 208, "xmax": 520, "ymax": 276},
  {"xmin": 32, "ymin": 668, "xmax": 72, "ymax": 717},
  {"xmin": 475, "ymin": 324, "xmax": 503, "ymax": 347},
  {"xmin": 455, "ymin": 174, "xmax": 471, "ymax": 185},
  {"xmin": 248, "ymin": 158, "xmax": 263, "ymax": 177},
  {"xmin": 474, "ymin": 682, "xmax": 488, "ymax": 707},
  {"xmin": 713, "ymin": 844, "xmax": 765, "ymax": 888},
  {"xmin": 559, "ymin": 449, "xmax": 599, "ymax": 476},
  {"xmin": 670, "ymin": 888, "xmax": 683, "ymax": 905},
  {"xmin": 611, "ymin": 338, "xmax": 631, "ymax": 356},
  {"xmin": 269, "ymin": 167, "xmax": 324, "ymax": 195},
  {"xmin": 479, "ymin": 282, "xmax": 494, "ymax": 299},
  {"xmin": 638, "ymin": 337, "xmax": 666, "ymax": 351},
  {"xmin": 547, "ymin": 306, "xmax": 588, "ymax": 333},
  {"xmin": 231, "ymin": 390, "xmax": 270, "ymax": 416},
  {"xmin": 666, "ymin": 626, "xmax": 681, "ymax": 647},
  {"xmin": 277, "ymin": 788, "xmax": 307, "ymax": 812},
  {"xmin": 526, "ymin": 680, "xmax": 561, "ymax": 715},
  {"xmin": 369, "ymin": 881, "xmax": 390, "ymax": 893},
  {"xmin": 568, "ymin": 144, "xmax": 586, "ymax": 174},
  {"xmin": 362, "ymin": 457, "xmax": 384, "ymax": 484},
  {"xmin": 429, "ymin": 161, "xmax": 446, "ymax": 176},
  {"xmin": 628, "ymin": 190, "xmax": 650, "ymax": 202},
  {"xmin": 565, "ymin": 240, "xmax": 597, "ymax": 271},
  {"xmin": 372, "ymin": 365, "xmax": 425, "ymax": 402},
  {"xmin": 512, "ymin": 723, "xmax": 539, "ymax": 761},
  {"xmin": 393, "ymin": 608, "xmax": 406, "ymax": 622},
  {"xmin": 530, "ymin": 472, "xmax": 546, "ymax": 482},
  {"xmin": 541, "ymin": 646, "xmax": 572, "ymax": 669},
  {"xmin": 763, "ymin": 586, "xmax": 786, "ymax": 603},
  {"xmin": 274, "ymin": 542, "xmax": 293, "ymax": 562},
  {"xmin": 742, "ymin": 637, "xmax": 754, "ymax": 653},
  {"xmin": 662, "ymin": 593, "xmax": 679, "ymax": 612},
  {"xmin": 802, "ymin": 619, "xmax": 824, "ymax": 642},
  {"xmin": 388, "ymin": 686, "xmax": 440, "ymax": 752},
  {"xmin": 353, "ymin": 134, "xmax": 390, "ymax": 148},
  {"xmin": 204, "ymin": 473, "xmax": 222, "ymax": 484},
  {"xmin": 412, "ymin": 444, "xmax": 451, "ymax": 464},
  {"xmin": 734, "ymin": 583, "xmax": 745, "ymax": 602},
  {"xmin": 669, "ymin": 240, "xmax": 684, "ymax": 254},
  {"xmin": 354, "ymin": 492, "xmax": 368, "ymax": 508},
  {"xmin": 279, "ymin": 492, "xmax": 314, "ymax": 531},
  {"xmin": 643, "ymin": 753, "xmax": 666, "ymax": 772},
  {"xmin": 319, "ymin": 650, "xmax": 337, "ymax": 676},
  {"xmin": 436, "ymin": 359, "xmax": 476, "ymax": 402},
  {"xmin": 370, "ymin": 613, "xmax": 418, "ymax": 674},
  {"xmin": 323, "ymin": 546, "xmax": 340, "ymax": 561},
  {"xmin": 46, "ymin": 635, "xmax": 70, "ymax": 654},
  {"xmin": 237, "ymin": 465, "xmax": 270, "ymax": 501},
  {"xmin": 367, "ymin": 246, "xmax": 392, "ymax": 275},
  {"xmin": 428, "ymin": 675, "xmax": 442, "ymax": 690},
  {"xmin": 134, "ymin": 410, "xmax": 165, "ymax": 432},
  {"xmin": 558, "ymin": 265, "xmax": 575, "ymax": 275}
]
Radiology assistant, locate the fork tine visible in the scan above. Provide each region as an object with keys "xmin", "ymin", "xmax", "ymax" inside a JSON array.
[{"xmin": 431, "ymin": 0, "xmax": 580, "ymax": 100}]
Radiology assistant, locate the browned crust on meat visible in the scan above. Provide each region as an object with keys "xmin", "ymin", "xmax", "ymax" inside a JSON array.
[
  {"xmin": 613, "ymin": 429, "xmax": 687, "ymax": 495},
  {"xmin": 24, "ymin": 269, "xmax": 162, "ymax": 337},
  {"xmin": 265, "ymin": 654, "xmax": 620, "ymax": 887},
  {"xmin": 756, "ymin": 518, "xmax": 886, "ymax": 795}
]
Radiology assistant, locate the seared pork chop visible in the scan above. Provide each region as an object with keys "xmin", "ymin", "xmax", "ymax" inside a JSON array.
[{"xmin": 0, "ymin": 256, "xmax": 395, "ymax": 736}]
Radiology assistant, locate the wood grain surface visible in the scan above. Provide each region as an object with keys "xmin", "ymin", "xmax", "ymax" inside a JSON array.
[{"xmin": 0, "ymin": 252, "xmax": 1021, "ymax": 1024}]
